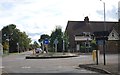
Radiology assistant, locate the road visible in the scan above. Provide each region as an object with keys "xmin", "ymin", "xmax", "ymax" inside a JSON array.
[{"xmin": 1, "ymin": 51, "xmax": 97, "ymax": 74}]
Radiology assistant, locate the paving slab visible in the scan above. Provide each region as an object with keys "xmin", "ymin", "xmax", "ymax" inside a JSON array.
[{"xmin": 79, "ymin": 54, "xmax": 119, "ymax": 75}]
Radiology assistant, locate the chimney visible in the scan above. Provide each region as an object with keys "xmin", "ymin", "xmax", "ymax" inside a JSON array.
[{"xmin": 84, "ymin": 16, "xmax": 89, "ymax": 23}]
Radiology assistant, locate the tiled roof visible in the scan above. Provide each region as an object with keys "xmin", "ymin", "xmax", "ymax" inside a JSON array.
[{"xmin": 66, "ymin": 21, "xmax": 118, "ymax": 35}]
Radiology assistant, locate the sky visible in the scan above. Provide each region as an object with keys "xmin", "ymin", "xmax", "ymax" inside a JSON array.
[
  {"xmin": 0, "ymin": 0, "xmax": 119, "ymax": 43},
  {"xmin": 118, "ymin": 1, "xmax": 120, "ymax": 19}
]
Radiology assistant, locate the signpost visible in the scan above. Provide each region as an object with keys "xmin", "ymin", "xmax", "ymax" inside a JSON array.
[
  {"xmin": 96, "ymin": 36, "xmax": 108, "ymax": 65},
  {"xmin": 43, "ymin": 39, "xmax": 49, "ymax": 53},
  {"xmin": 103, "ymin": 40, "xmax": 106, "ymax": 65},
  {"xmin": 43, "ymin": 39, "xmax": 49, "ymax": 44},
  {"xmin": 17, "ymin": 43, "xmax": 19, "ymax": 53},
  {"xmin": 63, "ymin": 40, "xmax": 65, "ymax": 53},
  {"xmin": 96, "ymin": 40, "xmax": 104, "ymax": 45},
  {"xmin": 54, "ymin": 38, "xmax": 58, "ymax": 53}
]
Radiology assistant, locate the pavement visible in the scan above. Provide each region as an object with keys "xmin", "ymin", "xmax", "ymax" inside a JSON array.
[{"xmin": 79, "ymin": 54, "xmax": 120, "ymax": 75}]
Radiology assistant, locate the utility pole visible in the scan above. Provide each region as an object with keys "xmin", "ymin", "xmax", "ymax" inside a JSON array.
[
  {"xmin": 103, "ymin": 1, "xmax": 106, "ymax": 65},
  {"xmin": 100, "ymin": 0, "xmax": 106, "ymax": 65}
]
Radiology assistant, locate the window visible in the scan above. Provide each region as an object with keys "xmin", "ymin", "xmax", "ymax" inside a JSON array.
[{"xmin": 112, "ymin": 33, "xmax": 114, "ymax": 37}]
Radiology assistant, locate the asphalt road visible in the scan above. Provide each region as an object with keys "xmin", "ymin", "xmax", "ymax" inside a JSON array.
[{"xmin": 1, "ymin": 51, "xmax": 97, "ymax": 74}]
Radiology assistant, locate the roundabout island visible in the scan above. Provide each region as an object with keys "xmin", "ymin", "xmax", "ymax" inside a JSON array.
[{"xmin": 26, "ymin": 52, "xmax": 79, "ymax": 59}]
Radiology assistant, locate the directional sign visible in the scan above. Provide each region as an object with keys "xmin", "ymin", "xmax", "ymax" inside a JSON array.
[
  {"xmin": 54, "ymin": 39, "xmax": 58, "ymax": 44},
  {"xmin": 43, "ymin": 39, "xmax": 49, "ymax": 44}
]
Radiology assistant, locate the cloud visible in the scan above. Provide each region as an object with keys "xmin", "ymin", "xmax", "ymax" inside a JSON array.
[
  {"xmin": 28, "ymin": 32, "xmax": 43, "ymax": 36},
  {"xmin": 118, "ymin": 1, "xmax": 120, "ymax": 20},
  {"xmin": 96, "ymin": 6, "xmax": 118, "ymax": 21},
  {"xmin": 0, "ymin": 0, "xmax": 119, "ymax": 42}
]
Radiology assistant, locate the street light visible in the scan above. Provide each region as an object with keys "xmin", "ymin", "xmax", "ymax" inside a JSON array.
[
  {"xmin": 100, "ymin": 0, "xmax": 106, "ymax": 31},
  {"xmin": 100, "ymin": 0, "xmax": 106, "ymax": 65}
]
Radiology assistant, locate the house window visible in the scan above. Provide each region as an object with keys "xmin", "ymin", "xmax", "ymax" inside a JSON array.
[{"xmin": 112, "ymin": 33, "xmax": 114, "ymax": 37}]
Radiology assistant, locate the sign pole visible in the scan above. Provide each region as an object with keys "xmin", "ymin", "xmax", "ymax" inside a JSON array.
[
  {"xmin": 96, "ymin": 49, "xmax": 98, "ymax": 65},
  {"xmin": 54, "ymin": 38, "xmax": 58, "ymax": 53},
  {"xmin": 17, "ymin": 43, "xmax": 19, "ymax": 53},
  {"xmin": 46, "ymin": 44, "xmax": 48, "ymax": 53},
  {"xmin": 63, "ymin": 40, "xmax": 65, "ymax": 54},
  {"xmin": 103, "ymin": 40, "xmax": 106, "ymax": 65},
  {"xmin": 55, "ymin": 43, "xmax": 57, "ymax": 53}
]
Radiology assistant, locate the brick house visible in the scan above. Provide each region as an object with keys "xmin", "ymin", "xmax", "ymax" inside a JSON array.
[{"xmin": 65, "ymin": 16, "xmax": 119, "ymax": 53}]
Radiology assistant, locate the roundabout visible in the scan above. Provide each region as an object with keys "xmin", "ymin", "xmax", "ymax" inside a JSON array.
[{"xmin": 26, "ymin": 53, "xmax": 79, "ymax": 59}]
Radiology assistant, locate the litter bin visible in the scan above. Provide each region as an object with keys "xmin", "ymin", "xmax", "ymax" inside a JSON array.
[
  {"xmin": 92, "ymin": 50, "xmax": 100, "ymax": 63},
  {"xmin": 92, "ymin": 50, "xmax": 96, "ymax": 62}
]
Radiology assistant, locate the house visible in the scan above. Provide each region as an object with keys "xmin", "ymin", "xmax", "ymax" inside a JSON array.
[{"xmin": 65, "ymin": 16, "xmax": 119, "ymax": 53}]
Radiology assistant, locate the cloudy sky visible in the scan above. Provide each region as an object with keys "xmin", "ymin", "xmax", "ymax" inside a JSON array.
[{"xmin": 0, "ymin": 0, "xmax": 119, "ymax": 43}]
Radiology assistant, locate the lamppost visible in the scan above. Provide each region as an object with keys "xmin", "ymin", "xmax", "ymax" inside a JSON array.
[
  {"xmin": 100, "ymin": 0, "xmax": 106, "ymax": 65},
  {"xmin": 100, "ymin": 0, "xmax": 106, "ymax": 31}
]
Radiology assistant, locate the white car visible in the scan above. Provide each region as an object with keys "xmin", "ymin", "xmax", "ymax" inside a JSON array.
[{"xmin": 35, "ymin": 48, "xmax": 42, "ymax": 53}]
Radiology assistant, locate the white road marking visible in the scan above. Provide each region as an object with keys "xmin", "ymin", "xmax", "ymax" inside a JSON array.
[
  {"xmin": 58, "ymin": 66, "xmax": 62, "ymax": 68},
  {"xmin": 0, "ymin": 66, "xmax": 5, "ymax": 68},
  {"xmin": 21, "ymin": 66, "xmax": 31, "ymax": 69},
  {"xmin": 80, "ymin": 69, "xmax": 87, "ymax": 71}
]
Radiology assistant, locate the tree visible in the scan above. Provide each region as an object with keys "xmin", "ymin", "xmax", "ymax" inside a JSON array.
[
  {"xmin": 18, "ymin": 32, "xmax": 31, "ymax": 52},
  {"xmin": 3, "ymin": 41, "xmax": 9, "ymax": 50},
  {"xmin": 2, "ymin": 24, "xmax": 32, "ymax": 53},
  {"xmin": 38, "ymin": 34, "xmax": 49, "ymax": 50},
  {"xmin": 63, "ymin": 32, "xmax": 69, "ymax": 52},
  {"xmin": 33, "ymin": 41, "xmax": 40, "ymax": 48},
  {"xmin": 91, "ymin": 40, "xmax": 98, "ymax": 51},
  {"xmin": 50, "ymin": 26, "xmax": 63, "ymax": 52},
  {"xmin": 38, "ymin": 34, "xmax": 49, "ymax": 43}
]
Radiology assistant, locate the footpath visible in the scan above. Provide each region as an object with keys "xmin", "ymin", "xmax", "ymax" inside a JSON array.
[{"xmin": 79, "ymin": 54, "xmax": 119, "ymax": 75}]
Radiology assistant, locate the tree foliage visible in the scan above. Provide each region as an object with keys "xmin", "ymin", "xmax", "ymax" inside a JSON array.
[
  {"xmin": 33, "ymin": 41, "xmax": 40, "ymax": 48},
  {"xmin": 63, "ymin": 32, "xmax": 69, "ymax": 51},
  {"xmin": 38, "ymin": 34, "xmax": 49, "ymax": 43},
  {"xmin": 3, "ymin": 41, "xmax": 9, "ymax": 50},
  {"xmin": 50, "ymin": 26, "xmax": 63, "ymax": 52},
  {"xmin": 2, "ymin": 24, "xmax": 31, "ymax": 53}
]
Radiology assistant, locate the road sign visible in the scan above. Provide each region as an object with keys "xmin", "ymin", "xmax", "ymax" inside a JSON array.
[
  {"xmin": 43, "ymin": 39, "xmax": 49, "ymax": 44},
  {"xmin": 54, "ymin": 39, "xmax": 58, "ymax": 44},
  {"xmin": 96, "ymin": 40, "xmax": 104, "ymax": 45}
]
